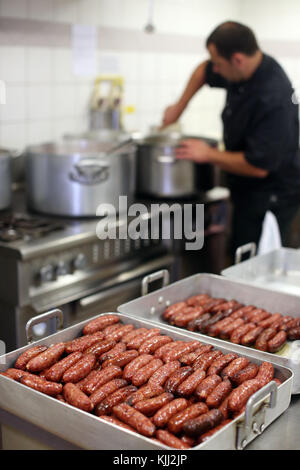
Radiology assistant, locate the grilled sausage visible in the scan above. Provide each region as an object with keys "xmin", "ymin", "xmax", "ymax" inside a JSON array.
[
  {"xmin": 255, "ymin": 361, "xmax": 274, "ymax": 387},
  {"xmin": 26, "ymin": 343, "xmax": 65, "ymax": 372},
  {"xmin": 65, "ymin": 332, "xmax": 105, "ymax": 354},
  {"xmin": 171, "ymin": 308, "xmax": 204, "ymax": 327},
  {"xmin": 219, "ymin": 318, "xmax": 245, "ymax": 339},
  {"xmin": 148, "ymin": 361, "xmax": 181, "ymax": 388},
  {"xmin": 228, "ymin": 379, "xmax": 261, "ymax": 412},
  {"xmin": 175, "ymin": 369, "xmax": 206, "ymax": 397},
  {"xmin": 82, "ymin": 314, "xmax": 120, "ymax": 335},
  {"xmin": 207, "ymin": 353, "xmax": 238, "ymax": 376},
  {"xmin": 162, "ymin": 302, "xmax": 187, "ymax": 321},
  {"xmin": 231, "ymin": 363, "xmax": 259, "ymax": 385},
  {"xmin": 154, "ymin": 341, "xmax": 184, "ymax": 360},
  {"xmin": 95, "ymin": 385, "xmax": 137, "ymax": 415},
  {"xmin": 133, "ymin": 392, "xmax": 174, "ymax": 416},
  {"xmin": 195, "ymin": 374, "xmax": 222, "ymax": 401},
  {"xmin": 63, "ymin": 383, "xmax": 93, "ymax": 412},
  {"xmin": 98, "ymin": 415, "xmax": 135, "ymax": 432},
  {"xmin": 221, "ymin": 357, "xmax": 249, "ymax": 380},
  {"xmin": 89, "ymin": 378, "xmax": 128, "ymax": 406},
  {"xmin": 205, "ymin": 379, "xmax": 232, "ymax": 408},
  {"xmin": 101, "ymin": 350, "xmax": 139, "ymax": 369},
  {"xmin": 255, "ymin": 327, "xmax": 277, "ymax": 351},
  {"xmin": 104, "ymin": 324, "xmax": 135, "ymax": 342},
  {"xmin": 83, "ymin": 365, "xmax": 123, "ymax": 395},
  {"xmin": 45, "ymin": 351, "xmax": 83, "ymax": 382},
  {"xmin": 14, "ymin": 345, "xmax": 48, "ymax": 371},
  {"xmin": 193, "ymin": 350, "xmax": 223, "ymax": 371},
  {"xmin": 99, "ymin": 341, "xmax": 126, "ymax": 362},
  {"xmin": 62, "ymin": 353, "xmax": 96, "ymax": 383},
  {"xmin": 288, "ymin": 326, "xmax": 300, "ymax": 340},
  {"xmin": 131, "ymin": 358, "xmax": 163, "ymax": 387},
  {"xmin": 113, "ymin": 403, "xmax": 156, "ymax": 437},
  {"xmin": 123, "ymin": 354, "xmax": 153, "ymax": 382},
  {"xmin": 230, "ymin": 323, "xmax": 256, "ymax": 344},
  {"xmin": 127, "ymin": 384, "xmax": 165, "ymax": 406},
  {"xmin": 153, "ymin": 398, "xmax": 189, "ymax": 428},
  {"xmin": 155, "ymin": 430, "xmax": 190, "ymax": 449},
  {"xmin": 138, "ymin": 335, "xmax": 173, "ymax": 355},
  {"xmin": 258, "ymin": 313, "xmax": 282, "ymax": 329},
  {"xmin": 122, "ymin": 328, "xmax": 148, "ymax": 344},
  {"xmin": 20, "ymin": 373, "xmax": 63, "ymax": 396},
  {"xmin": 183, "ymin": 409, "xmax": 223, "ymax": 437},
  {"xmin": 162, "ymin": 341, "xmax": 200, "ymax": 363},
  {"xmin": 240, "ymin": 326, "xmax": 264, "ymax": 346},
  {"xmin": 167, "ymin": 402, "xmax": 209, "ymax": 434},
  {"xmin": 126, "ymin": 328, "xmax": 161, "ymax": 350},
  {"xmin": 83, "ymin": 339, "xmax": 116, "ymax": 357},
  {"xmin": 267, "ymin": 330, "xmax": 287, "ymax": 353},
  {"xmin": 164, "ymin": 366, "xmax": 193, "ymax": 394},
  {"xmin": 179, "ymin": 345, "xmax": 213, "ymax": 366}
]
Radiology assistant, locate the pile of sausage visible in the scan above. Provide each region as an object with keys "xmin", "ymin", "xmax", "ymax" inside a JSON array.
[
  {"xmin": 1, "ymin": 314, "xmax": 279, "ymax": 449},
  {"xmin": 163, "ymin": 294, "xmax": 300, "ymax": 353}
]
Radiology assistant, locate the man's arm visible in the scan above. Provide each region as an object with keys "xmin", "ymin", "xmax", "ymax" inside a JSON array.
[
  {"xmin": 161, "ymin": 60, "xmax": 209, "ymax": 128},
  {"xmin": 175, "ymin": 139, "xmax": 269, "ymax": 178}
]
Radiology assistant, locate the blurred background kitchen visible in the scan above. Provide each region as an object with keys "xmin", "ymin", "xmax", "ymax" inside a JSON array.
[{"xmin": 1, "ymin": 0, "xmax": 300, "ymax": 350}]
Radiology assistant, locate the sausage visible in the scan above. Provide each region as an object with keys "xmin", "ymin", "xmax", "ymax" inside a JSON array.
[
  {"xmin": 98, "ymin": 415, "xmax": 135, "ymax": 432},
  {"xmin": 76, "ymin": 369, "xmax": 100, "ymax": 391},
  {"xmin": 189, "ymin": 313, "xmax": 211, "ymax": 332},
  {"xmin": 168, "ymin": 402, "xmax": 209, "ymax": 435},
  {"xmin": 127, "ymin": 384, "xmax": 165, "ymax": 406},
  {"xmin": 219, "ymin": 318, "xmax": 245, "ymax": 339},
  {"xmin": 126, "ymin": 328, "xmax": 161, "ymax": 350},
  {"xmin": 134, "ymin": 392, "xmax": 174, "ymax": 416},
  {"xmin": 255, "ymin": 327, "xmax": 277, "ymax": 351},
  {"xmin": 14, "ymin": 345, "xmax": 48, "ymax": 370},
  {"xmin": 194, "ymin": 374, "xmax": 222, "ymax": 401},
  {"xmin": 101, "ymin": 350, "xmax": 139, "ymax": 369},
  {"xmin": 249, "ymin": 310, "xmax": 271, "ymax": 324},
  {"xmin": 198, "ymin": 419, "xmax": 231, "ymax": 443},
  {"xmin": 258, "ymin": 313, "xmax": 282, "ymax": 329},
  {"xmin": 62, "ymin": 353, "xmax": 96, "ymax": 383},
  {"xmin": 138, "ymin": 335, "xmax": 173, "ymax": 355},
  {"xmin": 63, "ymin": 383, "xmax": 93, "ymax": 412},
  {"xmin": 227, "ymin": 305, "xmax": 254, "ymax": 320},
  {"xmin": 123, "ymin": 354, "xmax": 153, "ymax": 382},
  {"xmin": 171, "ymin": 308, "xmax": 204, "ymax": 327},
  {"xmin": 20, "ymin": 373, "xmax": 63, "ymax": 396},
  {"xmin": 267, "ymin": 330, "xmax": 287, "ymax": 353},
  {"xmin": 218, "ymin": 395, "xmax": 230, "ymax": 420},
  {"xmin": 99, "ymin": 341, "xmax": 126, "ymax": 362},
  {"xmin": 26, "ymin": 343, "xmax": 65, "ymax": 372},
  {"xmin": 131, "ymin": 358, "xmax": 163, "ymax": 387},
  {"xmin": 175, "ymin": 369, "xmax": 206, "ymax": 397},
  {"xmin": 154, "ymin": 341, "xmax": 184, "ymax": 359},
  {"xmin": 153, "ymin": 398, "xmax": 189, "ymax": 428},
  {"xmin": 201, "ymin": 298, "xmax": 226, "ymax": 313},
  {"xmin": 287, "ymin": 326, "xmax": 300, "ymax": 340},
  {"xmin": 207, "ymin": 317, "xmax": 235, "ymax": 337},
  {"xmin": 89, "ymin": 378, "xmax": 128, "ymax": 406},
  {"xmin": 169, "ymin": 306, "xmax": 195, "ymax": 325},
  {"xmin": 228, "ymin": 379, "xmax": 261, "ymax": 412},
  {"xmin": 155, "ymin": 430, "xmax": 190, "ymax": 450},
  {"xmin": 2, "ymin": 368, "xmax": 33, "ymax": 381},
  {"xmin": 95, "ymin": 385, "xmax": 138, "ymax": 415},
  {"xmin": 45, "ymin": 351, "xmax": 83, "ymax": 382},
  {"xmin": 105, "ymin": 324, "xmax": 135, "ymax": 342},
  {"xmin": 162, "ymin": 341, "xmax": 200, "ymax": 363},
  {"xmin": 65, "ymin": 332, "xmax": 105, "ymax": 354},
  {"xmin": 193, "ymin": 350, "xmax": 223, "ymax": 371},
  {"xmin": 205, "ymin": 379, "xmax": 232, "ymax": 408},
  {"xmin": 221, "ymin": 357, "xmax": 249, "ymax": 380},
  {"xmin": 186, "ymin": 294, "xmax": 211, "ymax": 306},
  {"xmin": 231, "ymin": 363, "xmax": 259, "ymax": 385},
  {"xmin": 122, "ymin": 328, "xmax": 148, "ymax": 344},
  {"xmin": 278, "ymin": 316, "xmax": 295, "ymax": 331},
  {"xmin": 210, "ymin": 299, "xmax": 237, "ymax": 313},
  {"xmin": 83, "ymin": 339, "xmax": 116, "ymax": 357},
  {"xmin": 207, "ymin": 353, "xmax": 238, "ymax": 376},
  {"xmin": 148, "ymin": 361, "xmax": 181, "ymax": 388},
  {"xmin": 183, "ymin": 409, "xmax": 223, "ymax": 437},
  {"xmin": 240, "ymin": 326, "xmax": 264, "ymax": 346},
  {"xmin": 179, "ymin": 345, "xmax": 213, "ymax": 366},
  {"xmin": 82, "ymin": 314, "xmax": 120, "ymax": 335},
  {"xmin": 230, "ymin": 323, "xmax": 256, "ymax": 344},
  {"xmin": 83, "ymin": 365, "xmax": 123, "ymax": 395},
  {"xmin": 164, "ymin": 366, "xmax": 193, "ymax": 394},
  {"xmin": 203, "ymin": 311, "xmax": 230, "ymax": 334},
  {"xmin": 255, "ymin": 361, "xmax": 274, "ymax": 387},
  {"xmin": 162, "ymin": 302, "xmax": 187, "ymax": 321},
  {"xmin": 113, "ymin": 403, "xmax": 156, "ymax": 437}
]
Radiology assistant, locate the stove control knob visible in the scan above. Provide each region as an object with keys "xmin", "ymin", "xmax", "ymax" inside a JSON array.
[
  {"xmin": 73, "ymin": 253, "xmax": 87, "ymax": 271},
  {"xmin": 40, "ymin": 264, "xmax": 55, "ymax": 283},
  {"xmin": 56, "ymin": 260, "xmax": 69, "ymax": 277}
]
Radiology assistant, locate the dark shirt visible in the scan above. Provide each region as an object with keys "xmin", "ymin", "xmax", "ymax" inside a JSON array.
[{"xmin": 205, "ymin": 54, "xmax": 300, "ymax": 199}]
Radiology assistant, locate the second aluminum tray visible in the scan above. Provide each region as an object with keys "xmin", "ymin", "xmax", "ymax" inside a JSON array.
[{"xmin": 118, "ymin": 271, "xmax": 300, "ymax": 394}]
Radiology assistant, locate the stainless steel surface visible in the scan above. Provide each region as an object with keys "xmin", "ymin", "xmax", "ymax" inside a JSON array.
[
  {"xmin": 141, "ymin": 269, "xmax": 170, "ymax": 296},
  {"xmin": 25, "ymin": 309, "xmax": 64, "ymax": 344},
  {"xmin": 135, "ymin": 133, "xmax": 218, "ymax": 198},
  {"xmin": 223, "ymin": 247, "xmax": 300, "ymax": 298},
  {"xmin": 25, "ymin": 139, "xmax": 136, "ymax": 217},
  {"xmin": 0, "ymin": 312, "xmax": 293, "ymax": 450},
  {"xmin": 118, "ymin": 273, "xmax": 300, "ymax": 394},
  {"xmin": 0, "ymin": 150, "xmax": 12, "ymax": 210}
]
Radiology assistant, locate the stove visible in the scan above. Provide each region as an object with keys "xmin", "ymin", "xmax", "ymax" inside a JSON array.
[{"xmin": 0, "ymin": 214, "xmax": 65, "ymax": 242}]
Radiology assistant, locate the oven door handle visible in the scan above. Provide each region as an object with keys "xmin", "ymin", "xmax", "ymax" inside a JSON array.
[{"xmin": 79, "ymin": 278, "xmax": 142, "ymax": 309}]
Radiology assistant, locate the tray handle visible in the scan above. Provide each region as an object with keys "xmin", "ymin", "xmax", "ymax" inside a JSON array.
[
  {"xmin": 25, "ymin": 309, "xmax": 64, "ymax": 344},
  {"xmin": 236, "ymin": 380, "xmax": 278, "ymax": 450},
  {"xmin": 141, "ymin": 269, "xmax": 170, "ymax": 296},
  {"xmin": 235, "ymin": 242, "xmax": 257, "ymax": 265}
]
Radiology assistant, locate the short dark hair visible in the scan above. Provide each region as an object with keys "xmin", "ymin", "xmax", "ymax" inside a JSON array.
[{"xmin": 206, "ymin": 21, "xmax": 260, "ymax": 60}]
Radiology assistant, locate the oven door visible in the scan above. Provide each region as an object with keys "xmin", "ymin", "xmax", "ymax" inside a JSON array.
[{"xmin": 50, "ymin": 253, "xmax": 176, "ymax": 331}]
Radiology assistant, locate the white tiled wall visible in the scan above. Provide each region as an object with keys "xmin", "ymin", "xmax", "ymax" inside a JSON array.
[{"xmin": 1, "ymin": 0, "xmax": 299, "ymax": 151}]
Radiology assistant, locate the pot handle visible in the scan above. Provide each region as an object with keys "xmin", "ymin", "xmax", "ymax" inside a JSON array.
[
  {"xmin": 141, "ymin": 269, "xmax": 170, "ymax": 296},
  {"xmin": 235, "ymin": 242, "xmax": 257, "ymax": 265},
  {"xmin": 25, "ymin": 309, "xmax": 64, "ymax": 344},
  {"xmin": 69, "ymin": 158, "xmax": 110, "ymax": 185}
]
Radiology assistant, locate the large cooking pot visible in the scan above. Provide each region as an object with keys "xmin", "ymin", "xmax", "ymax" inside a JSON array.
[
  {"xmin": 26, "ymin": 139, "xmax": 136, "ymax": 217},
  {"xmin": 0, "ymin": 149, "xmax": 12, "ymax": 210},
  {"xmin": 134, "ymin": 133, "xmax": 218, "ymax": 199}
]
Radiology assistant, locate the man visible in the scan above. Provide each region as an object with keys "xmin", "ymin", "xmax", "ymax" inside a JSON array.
[{"xmin": 161, "ymin": 21, "xmax": 300, "ymax": 257}]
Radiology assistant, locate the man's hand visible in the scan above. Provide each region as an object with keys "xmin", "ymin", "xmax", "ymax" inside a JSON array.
[{"xmin": 175, "ymin": 139, "xmax": 213, "ymax": 163}]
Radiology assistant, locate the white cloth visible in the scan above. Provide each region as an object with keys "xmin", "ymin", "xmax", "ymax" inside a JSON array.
[{"xmin": 257, "ymin": 210, "xmax": 282, "ymax": 255}]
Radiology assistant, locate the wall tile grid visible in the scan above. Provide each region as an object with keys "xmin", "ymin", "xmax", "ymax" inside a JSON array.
[{"xmin": 1, "ymin": 0, "xmax": 299, "ymax": 150}]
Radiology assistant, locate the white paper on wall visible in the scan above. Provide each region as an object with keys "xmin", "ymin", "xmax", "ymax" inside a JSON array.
[{"xmin": 72, "ymin": 24, "xmax": 97, "ymax": 76}]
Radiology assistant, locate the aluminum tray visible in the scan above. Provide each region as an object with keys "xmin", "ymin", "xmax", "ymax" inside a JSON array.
[
  {"xmin": 0, "ymin": 310, "xmax": 293, "ymax": 450},
  {"xmin": 222, "ymin": 244, "xmax": 300, "ymax": 298},
  {"xmin": 118, "ymin": 272, "xmax": 300, "ymax": 394}
]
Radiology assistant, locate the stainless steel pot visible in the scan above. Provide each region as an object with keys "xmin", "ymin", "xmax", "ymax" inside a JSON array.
[
  {"xmin": 26, "ymin": 139, "xmax": 136, "ymax": 217},
  {"xmin": 0, "ymin": 149, "xmax": 12, "ymax": 210},
  {"xmin": 134, "ymin": 132, "xmax": 218, "ymax": 198}
]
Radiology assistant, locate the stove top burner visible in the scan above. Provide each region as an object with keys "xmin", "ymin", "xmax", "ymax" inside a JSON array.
[{"xmin": 0, "ymin": 214, "xmax": 66, "ymax": 242}]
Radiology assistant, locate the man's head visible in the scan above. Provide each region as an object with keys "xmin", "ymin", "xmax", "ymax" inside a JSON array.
[{"xmin": 206, "ymin": 22, "xmax": 261, "ymax": 82}]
